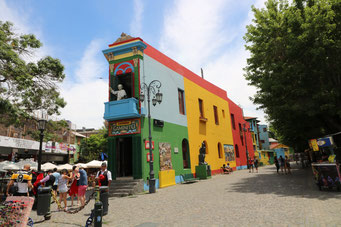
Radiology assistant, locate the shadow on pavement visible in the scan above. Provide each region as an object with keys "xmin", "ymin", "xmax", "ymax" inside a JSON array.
[{"xmin": 227, "ymin": 164, "xmax": 341, "ymax": 200}]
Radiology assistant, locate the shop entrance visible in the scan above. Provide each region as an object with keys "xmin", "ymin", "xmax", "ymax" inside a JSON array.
[{"xmin": 116, "ymin": 137, "xmax": 133, "ymax": 177}]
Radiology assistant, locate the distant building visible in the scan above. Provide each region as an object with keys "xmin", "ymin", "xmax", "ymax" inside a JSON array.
[{"xmin": 258, "ymin": 124, "xmax": 270, "ymax": 150}]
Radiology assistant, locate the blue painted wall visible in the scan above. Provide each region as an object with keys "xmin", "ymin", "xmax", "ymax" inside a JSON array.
[
  {"xmin": 140, "ymin": 55, "xmax": 187, "ymax": 127},
  {"xmin": 259, "ymin": 124, "xmax": 270, "ymax": 150}
]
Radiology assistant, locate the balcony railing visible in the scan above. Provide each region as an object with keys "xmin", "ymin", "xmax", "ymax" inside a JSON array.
[{"xmin": 103, "ymin": 98, "xmax": 141, "ymax": 121}]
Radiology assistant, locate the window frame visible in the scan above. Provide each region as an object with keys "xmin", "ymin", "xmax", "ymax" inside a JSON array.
[
  {"xmin": 198, "ymin": 99, "xmax": 204, "ymax": 118},
  {"xmin": 213, "ymin": 105, "xmax": 219, "ymax": 125},
  {"xmin": 178, "ymin": 89, "xmax": 185, "ymax": 115}
]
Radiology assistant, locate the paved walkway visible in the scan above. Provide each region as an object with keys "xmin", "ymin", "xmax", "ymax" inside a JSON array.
[{"xmin": 32, "ymin": 164, "xmax": 341, "ymax": 226}]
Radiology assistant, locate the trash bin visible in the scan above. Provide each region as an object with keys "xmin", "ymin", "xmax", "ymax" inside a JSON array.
[
  {"xmin": 37, "ymin": 186, "xmax": 51, "ymax": 216},
  {"xmin": 99, "ymin": 186, "xmax": 109, "ymax": 216}
]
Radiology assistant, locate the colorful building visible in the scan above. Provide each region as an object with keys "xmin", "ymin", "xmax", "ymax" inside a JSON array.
[
  {"xmin": 102, "ymin": 34, "xmax": 252, "ymax": 190},
  {"xmin": 227, "ymin": 99, "xmax": 254, "ymax": 169}
]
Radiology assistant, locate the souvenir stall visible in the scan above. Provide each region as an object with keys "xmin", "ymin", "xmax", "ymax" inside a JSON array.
[{"xmin": 309, "ymin": 133, "xmax": 341, "ymax": 191}]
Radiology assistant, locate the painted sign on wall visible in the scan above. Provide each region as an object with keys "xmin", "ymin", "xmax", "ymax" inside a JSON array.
[
  {"xmin": 224, "ymin": 144, "xmax": 235, "ymax": 162},
  {"xmin": 159, "ymin": 142, "xmax": 173, "ymax": 170},
  {"xmin": 109, "ymin": 118, "xmax": 141, "ymax": 136}
]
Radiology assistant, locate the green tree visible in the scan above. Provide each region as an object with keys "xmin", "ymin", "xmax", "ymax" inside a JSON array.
[
  {"xmin": 244, "ymin": 0, "xmax": 341, "ymax": 151},
  {"xmin": 79, "ymin": 127, "xmax": 108, "ymax": 162},
  {"xmin": 0, "ymin": 21, "xmax": 66, "ymax": 126}
]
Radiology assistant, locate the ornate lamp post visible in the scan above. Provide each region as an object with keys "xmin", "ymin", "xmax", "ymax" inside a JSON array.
[
  {"xmin": 140, "ymin": 80, "xmax": 162, "ymax": 193},
  {"xmin": 37, "ymin": 112, "xmax": 47, "ymax": 171}
]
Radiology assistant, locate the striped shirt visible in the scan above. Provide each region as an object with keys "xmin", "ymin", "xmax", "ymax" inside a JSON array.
[{"xmin": 11, "ymin": 170, "xmax": 32, "ymax": 193}]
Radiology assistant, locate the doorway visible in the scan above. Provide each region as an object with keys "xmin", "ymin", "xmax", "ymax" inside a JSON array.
[{"xmin": 116, "ymin": 137, "xmax": 133, "ymax": 177}]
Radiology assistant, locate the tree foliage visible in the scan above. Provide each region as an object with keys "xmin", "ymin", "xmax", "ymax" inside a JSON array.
[
  {"xmin": 0, "ymin": 21, "xmax": 66, "ymax": 126},
  {"xmin": 244, "ymin": 0, "xmax": 341, "ymax": 151},
  {"xmin": 79, "ymin": 127, "xmax": 108, "ymax": 162}
]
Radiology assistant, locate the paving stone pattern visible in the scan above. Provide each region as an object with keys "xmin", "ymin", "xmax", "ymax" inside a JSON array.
[{"xmin": 32, "ymin": 164, "xmax": 341, "ymax": 226}]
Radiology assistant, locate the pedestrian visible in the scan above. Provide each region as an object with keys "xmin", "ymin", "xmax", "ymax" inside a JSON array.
[
  {"xmin": 6, "ymin": 164, "xmax": 32, "ymax": 197},
  {"xmin": 75, "ymin": 167, "xmax": 87, "ymax": 207},
  {"xmin": 248, "ymin": 158, "xmax": 254, "ymax": 173},
  {"xmin": 51, "ymin": 168, "xmax": 60, "ymax": 197},
  {"xmin": 39, "ymin": 170, "xmax": 55, "ymax": 188},
  {"xmin": 285, "ymin": 156, "xmax": 291, "ymax": 174},
  {"xmin": 254, "ymin": 158, "xmax": 259, "ymax": 173},
  {"xmin": 58, "ymin": 169, "xmax": 72, "ymax": 211},
  {"xmin": 274, "ymin": 156, "xmax": 280, "ymax": 174},
  {"xmin": 279, "ymin": 156, "xmax": 286, "ymax": 174},
  {"xmin": 96, "ymin": 162, "xmax": 112, "ymax": 189},
  {"xmin": 69, "ymin": 166, "xmax": 79, "ymax": 207}
]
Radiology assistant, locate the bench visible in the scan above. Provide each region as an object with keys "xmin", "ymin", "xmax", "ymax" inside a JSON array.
[{"xmin": 180, "ymin": 173, "xmax": 198, "ymax": 183}]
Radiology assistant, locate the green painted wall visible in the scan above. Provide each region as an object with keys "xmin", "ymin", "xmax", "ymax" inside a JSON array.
[{"xmin": 140, "ymin": 117, "xmax": 192, "ymax": 180}]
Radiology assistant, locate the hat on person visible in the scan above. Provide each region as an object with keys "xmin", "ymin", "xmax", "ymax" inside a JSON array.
[{"xmin": 101, "ymin": 162, "xmax": 107, "ymax": 167}]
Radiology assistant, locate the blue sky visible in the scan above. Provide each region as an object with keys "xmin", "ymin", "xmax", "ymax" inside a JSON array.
[{"xmin": 0, "ymin": 0, "xmax": 267, "ymax": 129}]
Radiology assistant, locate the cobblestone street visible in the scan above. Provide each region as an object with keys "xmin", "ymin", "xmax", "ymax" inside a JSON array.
[{"xmin": 33, "ymin": 164, "xmax": 341, "ymax": 226}]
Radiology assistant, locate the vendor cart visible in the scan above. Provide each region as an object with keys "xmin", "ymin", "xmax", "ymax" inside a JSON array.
[{"xmin": 312, "ymin": 163, "xmax": 341, "ymax": 191}]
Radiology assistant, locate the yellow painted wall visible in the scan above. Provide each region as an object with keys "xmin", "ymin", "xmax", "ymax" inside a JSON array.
[{"xmin": 183, "ymin": 78, "xmax": 235, "ymax": 173}]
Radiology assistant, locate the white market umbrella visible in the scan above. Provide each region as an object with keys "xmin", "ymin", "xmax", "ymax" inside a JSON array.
[
  {"xmin": 3, "ymin": 163, "xmax": 20, "ymax": 171},
  {"xmin": 57, "ymin": 163, "xmax": 73, "ymax": 171},
  {"xmin": 76, "ymin": 163, "xmax": 88, "ymax": 168},
  {"xmin": 41, "ymin": 162, "xmax": 58, "ymax": 171},
  {"xmin": 85, "ymin": 160, "xmax": 103, "ymax": 168},
  {"xmin": 17, "ymin": 159, "xmax": 37, "ymax": 170}
]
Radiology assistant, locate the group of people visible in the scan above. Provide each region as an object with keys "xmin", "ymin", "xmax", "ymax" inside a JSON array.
[
  {"xmin": 248, "ymin": 158, "xmax": 259, "ymax": 173},
  {"xmin": 222, "ymin": 163, "xmax": 233, "ymax": 173},
  {"xmin": 274, "ymin": 155, "xmax": 291, "ymax": 174},
  {"xmin": 5, "ymin": 162, "xmax": 112, "ymax": 211}
]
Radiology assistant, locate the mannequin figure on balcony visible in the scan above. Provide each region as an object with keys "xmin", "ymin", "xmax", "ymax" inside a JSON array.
[{"xmin": 110, "ymin": 84, "xmax": 127, "ymax": 100}]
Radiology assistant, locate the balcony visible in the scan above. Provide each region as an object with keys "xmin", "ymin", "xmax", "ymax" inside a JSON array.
[{"xmin": 104, "ymin": 98, "xmax": 141, "ymax": 121}]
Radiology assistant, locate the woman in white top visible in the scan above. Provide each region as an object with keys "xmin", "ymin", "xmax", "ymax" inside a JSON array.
[{"xmin": 58, "ymin": 169, "xmax": 72, "ymax": 211}]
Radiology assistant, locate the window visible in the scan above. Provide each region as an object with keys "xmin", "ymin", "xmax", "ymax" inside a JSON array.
[
  {"xmin": 231, "ymin": 114, "xmax": 236, "ymax": 130},
  {"xmin": 218, "ymin": 143, "xmax": 223, "ymax": 158},
  {"xmin": 222, "ymin": 109, "xmax": 225, "ymax": 118},
  {"xmin": 213, "ymin": 106, "xmax": 219, "ymax": 125},
  {"xmin": 199, "ymin": 99, "xmax": 204, "ymax": 118},
  {"xmin": 235, "ymin": 144, "xmax": 240, "ymax": 158},
  {"xmin": 263, "ymin": 128, "xmax": 267, "ymax": 132},
  {"xmin": 178, "ymin": 89, "xmax": 185, "ymax": 115},
  {"xmin": 182, "ymin": 139, "xmax": 190, "ymax": 168},
  {"xmin": 260, "ymin": 140, "xmax": 265, "ymax": 143}
]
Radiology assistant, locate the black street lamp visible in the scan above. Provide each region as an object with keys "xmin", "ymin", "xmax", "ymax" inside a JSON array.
[
  {"xmin": 37, "ymin": 112, "xmax": 47, "ymax": 171},
  {"xmin": 140, "ymin": 80, "xmax": 162, "ymax": 193}
]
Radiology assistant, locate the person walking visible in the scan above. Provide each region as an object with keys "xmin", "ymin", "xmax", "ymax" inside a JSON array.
[
  {"xmin": 274, "ymin": 156, "xmax": 280, "ymax": 174},
  {"xmin": 248, "ymin": 158, "xmax": 254, "ymax": 173},
  {"xmin": 279, "ymin": 156, "xmax": 286, "ymax": 174},
  {"xmin": 58, "ymin": 169, "xmax": 72, "ymax": 211},
  {"xmin": 285, "ymin": 156, "xmax": 291, "ymax": 174},
  {"xmin": 69, "ymin": 166, "xmax": 79, "ymax": 207},
  {"xmin": 76, "ymin": 167, "xmax": 87, "ymax": 207},
  {"xmin": 254, "ymin": 158, "xmax": 259, "ymax": 173},
  {"xmin": 6, "ymin": 164, "xmax": 32, "ymax": 197},
  {"xmin": 51, "ymin": 168, "xmax": 60, "ymax": 197}
]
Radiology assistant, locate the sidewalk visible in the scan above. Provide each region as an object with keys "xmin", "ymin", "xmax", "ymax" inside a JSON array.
[{"xmin": 32, "ymin": 164, "xmax": 341, "ymax": 226}]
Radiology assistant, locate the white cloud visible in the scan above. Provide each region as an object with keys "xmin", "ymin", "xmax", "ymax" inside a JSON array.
[
  {"xmin": 0, "ymin": 0, "xmax": 52, "ymax": 62},
  {"xmin": 159, "ymin": 0, "xmax": 268, "ymax": 124},
  {"xmin": 61, "ymin": 39, "xmax": 108, "ymax": 129},
  {"xmin": 130, "ymin": 0, "xmax": 144, "ymax": 36},
  {"xmin": 159, "ymin": 0, "xmax": 232, "ymax": 71}
]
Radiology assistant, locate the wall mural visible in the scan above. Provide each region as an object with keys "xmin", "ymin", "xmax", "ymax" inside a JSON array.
[
  {"xmin": 159, "ymin": 142, "xmax": 173, "ymax": 170},
  {"xmin": 224, "ymin": 144, "xmax": 235, "ymax": 162}
]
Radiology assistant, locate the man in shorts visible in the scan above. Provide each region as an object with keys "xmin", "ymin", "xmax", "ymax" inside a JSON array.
[
  {"xmin": 76, "ymin": 167, "xmax": 88, "ymax": 207},
  {"xmin": 52, "ymin": 168, "xmax": 60, "ymax": 194},
  {"xmin": 6, "ymin": 164, "xmax": 32, "ymax": 196}
]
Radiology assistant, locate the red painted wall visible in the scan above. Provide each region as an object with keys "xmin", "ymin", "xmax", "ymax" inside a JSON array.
[{"xmin": 227, "ymin": 98, "xmax": 254, "ymax": 168}]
